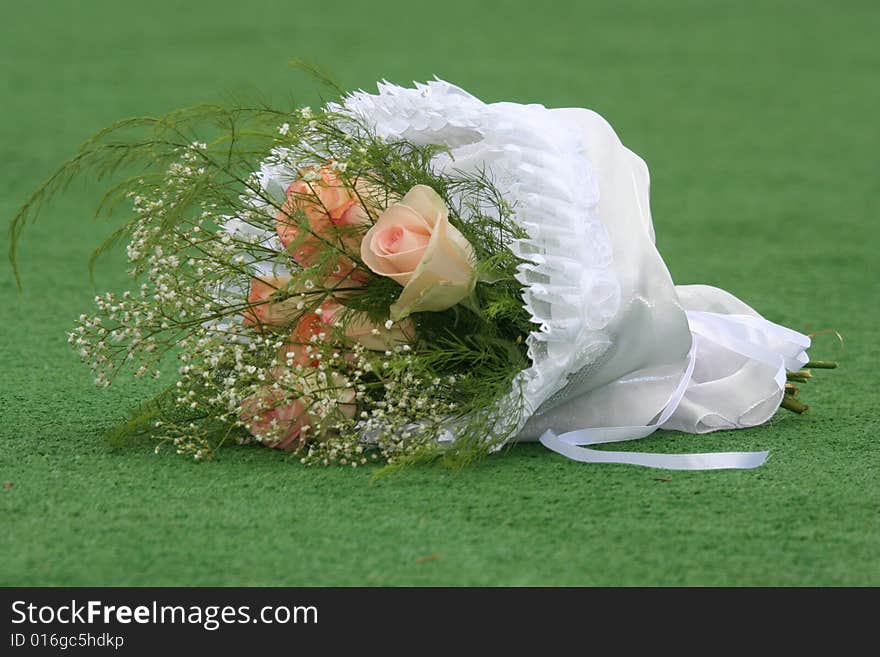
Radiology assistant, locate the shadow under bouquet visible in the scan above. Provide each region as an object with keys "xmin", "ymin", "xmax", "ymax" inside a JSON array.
[{"xmin": 10, "ymin": 79, "xmax": 835, "ymax": 469}]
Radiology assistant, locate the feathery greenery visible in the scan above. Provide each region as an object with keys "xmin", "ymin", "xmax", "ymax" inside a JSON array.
[{"xmin": 9, "ymin": 90, "xmax": 533, "ymax": 468}]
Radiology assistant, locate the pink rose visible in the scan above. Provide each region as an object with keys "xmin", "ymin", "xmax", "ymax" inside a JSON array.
[
  {"xmin": 275, "ymin": 166, "xmax": 376, "ymax": 283},
  {"xmin": 360, "ymin": 185, "xmax": 476, "ymax": 320}
]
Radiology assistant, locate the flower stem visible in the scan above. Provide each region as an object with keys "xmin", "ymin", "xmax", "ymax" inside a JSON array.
[
  {"xmin": 805, "ymin": 360, "xmax": 838, "ymax": 369},
  {"xmin": 781, "ymin": 394, "xmax": 809, "ymax": 414},
  {"xmin": 787, "ymin": 370, "xmax": 812, "ymax": 383}
]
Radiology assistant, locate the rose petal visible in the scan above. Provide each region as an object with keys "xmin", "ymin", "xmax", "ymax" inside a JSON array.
[
  {"xmin": 391, "ymin": 275, "xmax": 473, "ymax": 321},
  {"xmin": 345, "ymin": 315, "xmax": 415, "ymax": 351},
  {"xmin": 397, "ymin": 185, "xmax": 448, "ymax": 229},
  {"xmin": 389, "ymin": 213, "xmax": 476, "ymax": 319},
  {"xmin": 361, "ymin": 204, "xmax": 433, "ymax": 283},
  {"xmin": 243, "ymin": 275, "xmax": 295, "ymax": 328},
  {"xmin": 338, "ymin": 201, "xmax": 371, "ymax": 227},
  {"xmin": 374, "ymin": 203, "xmax": 433, "ymax": 235},
  {"xmin": 240, "ymin": 389, "xmax": 310, "ymax": 452}
]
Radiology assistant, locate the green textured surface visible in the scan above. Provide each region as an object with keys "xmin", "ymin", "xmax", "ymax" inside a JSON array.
[{"xmin": 1, "ymin": 0, "xmax": 877, "ymax": 586}]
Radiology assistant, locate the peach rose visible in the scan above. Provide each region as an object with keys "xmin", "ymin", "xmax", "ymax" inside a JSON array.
[
  {"xmin": 240, "ymin": 376, "xmax": 356, "ymax": 452},
  {"xmin": 342, "ymin": 314, "xmax": 414, "ymax": 352},
  {"xmin": 242, "ymin": 275, "xmax": 297, "ymax": 330},
  {"xmin": 277, "ymin": 300, "xmax": 340, "ymax": 368},
  {"xmin": 360, "ymin": 185, "xmax": 476, "ymax": 320},
  {"xmin": 277, "ymin": 299, "xmax": 414, "ymax": 367},
  {"xmin": 239, "ymin": 387, "xmax": 313, "ymax": 451},
  {"xmin": 275, "ymin": 166, "xmax": 377, "ymax": 283}
]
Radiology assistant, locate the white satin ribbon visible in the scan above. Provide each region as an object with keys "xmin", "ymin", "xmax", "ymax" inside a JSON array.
[
  {"xmin": 537, "ymin": 431, "xmax": 769, "ymax": 470},
  {"xmin": 538, "ymin": 309, "xmax": 808, "ymax": 471},
  {"xmin": 686, "ymin": 311, "xmax": 809, "ymax": 386}
]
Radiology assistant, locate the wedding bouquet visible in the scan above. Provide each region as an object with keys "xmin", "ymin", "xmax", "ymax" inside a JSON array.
[{"xmin": 10, "ymin": 78, "xmax": 835, "ymax": 470}]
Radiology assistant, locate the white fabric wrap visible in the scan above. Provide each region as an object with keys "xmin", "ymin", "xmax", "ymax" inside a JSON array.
[
  {"xmin": 332, "ymin": 81, "xmax": 810, "ymax": 469},
  {"xmin": 520, "ymin": 109, "xmax": 810, "ymax": 440}
]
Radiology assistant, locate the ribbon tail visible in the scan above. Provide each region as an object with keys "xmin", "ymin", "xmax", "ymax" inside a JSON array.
[{"xmin": 539, "ymin": 429, "xmax": 769, "ymax": 471}]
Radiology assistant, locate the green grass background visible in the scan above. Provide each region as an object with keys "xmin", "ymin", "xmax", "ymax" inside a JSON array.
[{"xmin": 1, "ymin": 0, "xmax": 877, "ymax": 586}]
